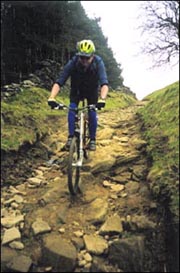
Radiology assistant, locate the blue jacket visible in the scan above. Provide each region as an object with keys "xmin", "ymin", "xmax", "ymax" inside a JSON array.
[{"xmin": 55, "ymin": 55, "xmax": 108, "ymax": 92}]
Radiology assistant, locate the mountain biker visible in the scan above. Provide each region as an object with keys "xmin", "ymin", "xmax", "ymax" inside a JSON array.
[{"xmin": 48, "ymin": 39, "xmax": 109, "ymax": 151}]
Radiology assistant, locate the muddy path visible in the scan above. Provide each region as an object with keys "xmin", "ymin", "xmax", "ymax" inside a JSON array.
[{"xmin": 1, "ymin": 102, "xmax": 167, "ymax": 272}]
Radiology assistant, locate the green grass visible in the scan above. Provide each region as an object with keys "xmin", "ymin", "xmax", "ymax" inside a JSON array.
[
  {"xmin": 138, "ymin": 81, "xmax": 179, "ymax": 220},
  {"xmin": 1, "ymin": 87, "xmax": 67, "ymax": 151},
  {"xmin": 105, "ymin": 90, "xmax": 137, "ymax": 110}
]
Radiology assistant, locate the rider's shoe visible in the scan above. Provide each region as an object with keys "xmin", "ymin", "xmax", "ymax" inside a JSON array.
[{"xmin": 88, "ymin": 139, "xmax": 96, "ymax": 151}]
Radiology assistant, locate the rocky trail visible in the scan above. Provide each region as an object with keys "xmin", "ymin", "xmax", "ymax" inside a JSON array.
[{"xmin": 1, "ymin": 102, "xmax": 167, "ymax": 272}]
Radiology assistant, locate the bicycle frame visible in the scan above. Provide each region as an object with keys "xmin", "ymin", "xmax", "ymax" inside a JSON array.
[
  {"xmin": 73, "ymin": 108, "xmax": 86, "ymax": 167},
  {"xmin": 51, "ymin": 99, "xmax": 96, "ymax": 195}
]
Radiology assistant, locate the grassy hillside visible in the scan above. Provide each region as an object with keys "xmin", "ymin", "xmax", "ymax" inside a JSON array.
[
  {"xmin": 105, "ymin": 90, "xmax": 137, "ymax": 110},
  {"xmin": 1, "ymin": 87, "xmax": 136, "ymax": 152},
  {"xmin": 1, "ymin": 87, "xmax": 68, "ymax": 151},
  {"xmin": 138, "ymin": 81, "xmax": 179, "ymax": 220}
]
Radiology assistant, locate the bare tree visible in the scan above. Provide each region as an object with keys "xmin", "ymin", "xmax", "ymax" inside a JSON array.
[{"xmin": 138, "ymin": 1, "xmax": 179, "ymax": 68}]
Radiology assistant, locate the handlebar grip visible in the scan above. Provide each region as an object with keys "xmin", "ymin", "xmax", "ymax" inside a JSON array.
[
  {"xmin": 96, "ymin": 101, "xmax": 105, "ymax": 110},
  {"xmin": 48, "ymin": 100, "xmax": 59, "ymax": 109},
  {"xmin": 48, "ymin": 100, "xmax": 65, "ymax": 109}
]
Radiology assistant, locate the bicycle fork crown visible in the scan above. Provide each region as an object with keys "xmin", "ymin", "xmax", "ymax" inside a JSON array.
[
  {"xmin": 72, "ymin": 160, "xmax": 82, "ymax": 167},
  {"xmin": 72, "ymin": 150, "xmax": 84, "ymax": 167}
]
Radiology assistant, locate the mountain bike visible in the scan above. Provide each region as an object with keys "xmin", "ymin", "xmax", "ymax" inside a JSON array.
[{"xmin": 49, "ymin": 99, "xmax": 100, "ymax": 195}]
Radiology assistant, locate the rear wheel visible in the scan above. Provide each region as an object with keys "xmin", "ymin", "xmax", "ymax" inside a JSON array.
[{"xmin": 67, "ymin": 136, "xmax": 80, "ymax": 195}]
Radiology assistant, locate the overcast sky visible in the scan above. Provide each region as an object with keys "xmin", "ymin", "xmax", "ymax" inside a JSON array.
[{"xmin": 81, "ymin": 1, "xmax": 179, "ymax": 100}]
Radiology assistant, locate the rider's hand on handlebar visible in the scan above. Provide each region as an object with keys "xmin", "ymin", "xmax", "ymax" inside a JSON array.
[
  {"xmin": 48, "ymin": 98, "xmax": 59, "ymax": 109},
  {"xmin": 96, "ymin": 99, "xmax": 106, "ymax": 110}
]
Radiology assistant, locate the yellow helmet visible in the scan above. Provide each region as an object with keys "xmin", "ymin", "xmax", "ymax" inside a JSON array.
[{"xmin": 76, "ymin": 40, "xmax": 95, "ymax": 56}]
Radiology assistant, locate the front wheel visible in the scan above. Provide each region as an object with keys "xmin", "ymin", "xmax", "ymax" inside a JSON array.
[
  {"xmin": 83, "ymin": 118, "xmax": 89, "ymax": 159},
  {"xmin": 67, "ymin": 136, "xmax": 80, "ymax": 195}
]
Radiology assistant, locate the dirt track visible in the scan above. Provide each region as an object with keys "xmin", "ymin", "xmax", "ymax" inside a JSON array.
[{"xmin": 1, "ymin": 102, "xmax": 167, "ymax": 272}]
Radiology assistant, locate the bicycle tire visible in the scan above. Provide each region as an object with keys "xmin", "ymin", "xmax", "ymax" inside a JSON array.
[
  {"xmin": 67, "ymin": 136, "xmax": 80, "ymax": 195},
  {"xmin": 83, "ymin": 117, "xmax": 89, "ymax": 159}
]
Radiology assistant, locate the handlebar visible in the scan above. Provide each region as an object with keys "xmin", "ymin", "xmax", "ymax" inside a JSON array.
[{"xmin": 48, "ymin": 101, "xmax": 102, "ymax": 111}]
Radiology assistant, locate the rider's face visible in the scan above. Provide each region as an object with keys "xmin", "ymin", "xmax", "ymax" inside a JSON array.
[{"xmin": 79, "ymin": 55, "xmax": 94, "ymax": 67}]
